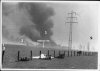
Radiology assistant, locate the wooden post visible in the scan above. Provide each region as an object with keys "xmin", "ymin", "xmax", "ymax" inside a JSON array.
[
  {"xmin": 82, "ymin": 51, "xmax": 84, "ymax": 56},
  {"xmin": 87, "ymin": 52, "xmax": 89, "ymax": 56},
  {"xmin": 64, "ymin": 51, "xmax": 65, "ymax": 56},
  {"xmin": 74, "ymin": 51, "xmax": 75, "ymax": 56},
  {"xmin": 59, "ymin": 50, "xmax": 60, "ymax": 56},
  {"xmin": 88, "ymin": 52, "xmax": 90, "ymax": 56},
  {"xmin": 40, "ymin": 50, "xmax": 41, "ymax": 58},
  {"xmin": 91, "ymin": 52, "xmax": 93, "ymax": 56},
  {"xmin": 48, "ymin": 50, "xmax": 49, "ymax": 56},
  {"xmin": 82, "ymin": 51, "xmax": 83, "ymax": 56},
  {"xmin": 84, "ymin": 51, "xmax": 86, "ymax": 56},
  {"xmin": 54, "ymin": 50, "xmax": 55, "ymax": 57},
  {"xmin": 86, "ymin": 52, "xmax": 88, "ymax": 56},
  {"xmin": 30, "ymin": 50, "xmax": 32, "ymax": 60},
  {"xmin": 84, "ymin": 52, "xmax": 86, "ymax": 56},
  {"xmin": 18, "ymin": 51, "xmax": 20, "ymax": 61},
  {"xmin": 2, "ymin": 50, "xmax": 5, "ymax": 64},
  {"xmin": 71, "ymin": 51, "xmax": 72, "ymax": 56},
  {"xmin": 68, "ymin": 51, "xmax": 69, "ymax": 57},
  {"xmin": 90, "ymin": 52, "xmax": 91, "ymax": 56},
  {"xmin": 77, "ymin": 51, "xmax": 78, "ymax": 56},
  {"xmin": 2, "ymin": 44, "xmax": 5, "ymax": 64},
  {"xmin": 85, "ymin": 52, "xmax": 87, "ymax": 56},
  {"xmin": 88, "ymin": 52, "xmax": 89, "ymax": 56}
]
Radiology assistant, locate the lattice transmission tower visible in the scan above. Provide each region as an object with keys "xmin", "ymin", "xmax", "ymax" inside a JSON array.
[{"xmin": 66, "ymin": 11, "xmax": 78, "ymax": 50}]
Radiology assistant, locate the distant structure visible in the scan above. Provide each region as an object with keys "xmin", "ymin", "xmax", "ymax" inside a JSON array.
[
  {"xmin": 87, "ymin": 36, "xmax": 93, "ymax": 51},
  {"xmin": 37, "ymin": 30, "xmax": 49, "ymax": 48},
  {"xmin": 18, "ymin": 36, "xmax": 25, "ymax": 44},
  {"xmin": 87, "ymin": 42, "xmax": 90, "ymax": 51},
  {"xmin": 66, "ymin": 11, "xmax": 78, "ymax": 50},
  {"xmin": 18, "ymin": 35, "xmax": 28, "ymax": 45},
  {"xmin": 21, "ymin": 39, "xmax": 24, "ymax": 43}
]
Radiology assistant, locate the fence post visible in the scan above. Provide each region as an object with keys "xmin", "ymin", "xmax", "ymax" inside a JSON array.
[
  {"xmin": 18, "ymin": 51, "xmax": 20, "ymax": 61},
  {"xmin": 77, "ymin": 51, "xmax": 79, "ymax": 56},
  {"xmin": 48, "ymin": 50, "xmax": 49, "ymax": 56},
  {"xmin": 68, "ymin": 51, "xmax": 69, "ymax": 57},
  {"xmin": 83, "ymin": 51, "xmax": 84, "ymax": 56},
  {"xmin": 64, "ymin": 51, "xmax": 65, "ymax": 56},
  {"xmin": 2, "ymin": 45, "xmax": 5, "ymax": 64},
  {"xmin": 85, "ymin": 52, "xmax": 87, "ymax": 56},
  {"xmin": 71, "ymin": 51, "xmax": 72, "ymax": 56},
  {"xmin": 40, "ymin": 50, "xmax": 41, "ymax": 58},
  {"xmin": 2, "ymin": 50, "xmax": 5, "ymax": 64},
  {"xmin": 59, "ymin": 50, "xmax": 60, "ymax": 56},
  {"xmin": 74, "ymin": 51, "xmax": 75, "ymax": 56},
  {"xmin": 30, "ymin": 50, "xmax": 32, "ymax": 60},
  {"xmin": 54, "ymin": 50, "xmax": 55, "ymax": 57}
]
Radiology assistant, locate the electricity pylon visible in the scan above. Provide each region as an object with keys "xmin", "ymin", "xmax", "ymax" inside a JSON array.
[{"xmin": 66, "ymin": 11, "xmax": 78, "ymax": 50}]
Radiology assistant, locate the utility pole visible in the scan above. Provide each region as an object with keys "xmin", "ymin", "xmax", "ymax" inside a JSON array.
[{"xmin": 66, "ymin": 11, "xmax": 78, "ymax": 50}]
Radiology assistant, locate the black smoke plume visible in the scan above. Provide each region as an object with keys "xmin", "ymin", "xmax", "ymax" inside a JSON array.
[
  {"xmin": 19, "ymin": 3, "xmax": 54, "ymax": 41},
  {"xmin": 2, "ymin": 3, "xmax": 55, "ymax": 44}
]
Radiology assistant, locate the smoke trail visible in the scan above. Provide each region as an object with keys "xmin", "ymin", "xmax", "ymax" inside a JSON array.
[{"xmin": 2, "ymin": 2, "xmax": 55, "ymax": 44}]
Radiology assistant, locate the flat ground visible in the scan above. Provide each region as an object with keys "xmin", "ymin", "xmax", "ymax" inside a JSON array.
[{"xmin": 2, "ymin": 44, "xmax": 98, "ymax": 69}]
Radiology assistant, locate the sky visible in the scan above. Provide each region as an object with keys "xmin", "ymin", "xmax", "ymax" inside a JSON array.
[
  {"xmin": 49, "ymin": 2, "xmax": 99, "ymax": 51},
  {"xmin": 2, "ymin": 2, "xmax": 99, "ymax": 51}
]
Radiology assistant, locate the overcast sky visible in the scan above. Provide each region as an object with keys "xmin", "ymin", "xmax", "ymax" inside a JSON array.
[
  {"xmin": 2, "ymin": 2, "xmax": 99, "ymax": 51},
  {"xmin": 49, "ymin": 2, "xmax": 99, "ymax": 50}
]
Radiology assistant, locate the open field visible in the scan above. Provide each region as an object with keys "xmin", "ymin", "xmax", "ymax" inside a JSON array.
[{"xmin": 2, "ymin": 44, "xmax": 98, "ymax": 69}]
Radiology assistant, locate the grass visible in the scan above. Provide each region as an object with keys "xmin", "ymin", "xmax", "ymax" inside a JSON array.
[{"xmin": 2, "ymin": 44, "xmax": 98, "ymax": 69}]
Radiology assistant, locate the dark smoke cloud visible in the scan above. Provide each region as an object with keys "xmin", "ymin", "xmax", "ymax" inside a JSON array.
[
  {"xmin": 2, "ymin": 3, "xmax": 55, "ymax": 44},
  {"xmin": 19, "ymin": 3, "xmax": 54, "ymax": 41}
]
